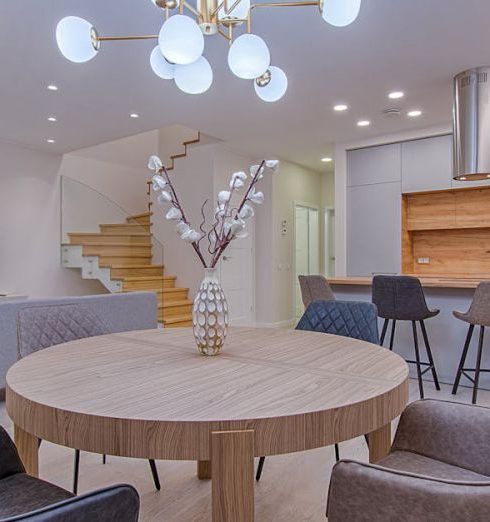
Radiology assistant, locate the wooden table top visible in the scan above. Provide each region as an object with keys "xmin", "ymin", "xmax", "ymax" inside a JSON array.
[
  {"xmin": 328, "ymin": 275, "xmax": 490, "ymax": 289},
  {"xmin": 6, "ymin": 327, "xmax": 408, "ymax": 461}
]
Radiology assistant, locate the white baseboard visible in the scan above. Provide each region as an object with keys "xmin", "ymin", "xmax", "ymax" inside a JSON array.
[{"xmin": 253, "ymin": 318, "xmax": 296, "ymax": 329}]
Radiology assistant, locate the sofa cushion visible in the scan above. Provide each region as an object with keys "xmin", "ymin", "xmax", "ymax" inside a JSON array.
[
  {"xmin": 0, "ymin": 473, "xmax": 73, "ymax": 518},
  {"xmin": 379, "ymin": 450, "xmax": 490, "ymax": 482}
]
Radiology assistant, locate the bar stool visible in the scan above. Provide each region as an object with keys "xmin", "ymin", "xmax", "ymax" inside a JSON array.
[
  {"xmin": 452, "ymin": 282, "xmax": 490, "ymax": 404},
  {"xmin": 372, "ymin": 275, "xmax": 440, "ymax": 399}
]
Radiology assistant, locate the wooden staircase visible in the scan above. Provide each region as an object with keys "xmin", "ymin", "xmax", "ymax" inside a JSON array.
[{"xmin": 64, "ymin": 211, "xmax": 193, "ymax": 327}]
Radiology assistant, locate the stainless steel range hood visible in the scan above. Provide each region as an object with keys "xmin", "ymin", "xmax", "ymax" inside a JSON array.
[{"xmin": 453, "ymin": 67, "xmax": 490, "ymax": 181}]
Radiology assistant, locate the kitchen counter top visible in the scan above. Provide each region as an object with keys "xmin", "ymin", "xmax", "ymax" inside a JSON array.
[{"xmin": 327, "ymin": 276, "xmax": 490, "ymax": 289}]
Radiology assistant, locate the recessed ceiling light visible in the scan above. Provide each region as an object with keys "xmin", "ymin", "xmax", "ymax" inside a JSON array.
[
  {"xmin": 48, "ymin": 116, "xmax": 57, "ymax": 122},
  {"xmin": 357, "ymin": 120, "xmax": 370, "ymax": 127},
  {"xmin": 130, "ymin": 113, "xmax": 139, "ymax": 119},
  {"xmin": 407, "ymin": 109, "xmax": 422, "ymax": 117},
  {"xmin": 321, "ymin": 157, "xmax": 333, "ymax": 163},
  {"xmin": 333, "ymin": 104, "xmax": 348, "ymax": 112},
  {"xmin": 47, "ymin": 84, "xmax": 58, "ymax": 91},
  {"xmin": 47, "ymin": 139, "xmax": 55, "ymax": 144},
  {"xmin": 388, "ymin": 91, "xmax": 404, "ymax": 99}
]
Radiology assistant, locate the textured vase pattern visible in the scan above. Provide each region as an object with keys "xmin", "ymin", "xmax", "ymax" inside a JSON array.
[{"xmin": 193, "ymin": 268, "xmax": 229, "ymax": 356}]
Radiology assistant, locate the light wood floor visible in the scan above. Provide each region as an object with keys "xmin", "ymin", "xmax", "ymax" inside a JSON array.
[{"xmin": 1, "ymin": 380, "xmax": 488, "ymax": 521}]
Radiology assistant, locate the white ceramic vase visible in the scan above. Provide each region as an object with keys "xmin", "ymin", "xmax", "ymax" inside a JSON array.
[{"xmin": 193, "ymin": 268, "xmax": 229, "ymax": 355}]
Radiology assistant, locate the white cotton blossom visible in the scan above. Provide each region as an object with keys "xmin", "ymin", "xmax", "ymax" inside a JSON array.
[
  {"xmin": 181, "ymin": 229, "xmax": 202, "ymax": 243},
  {"xmin": 230, "ymin": 171, "xmax": 247, "ymax": 190},
  {"xmin": 239, "ymin": 204, "xmax": 255, "ymax": 220},
  {"xmin": 235, "ymin": 230, "xmax": 248, "ymax": 239},
  {"xmin": 157, "ymin": 191, "xmax": 172, "ymax": 205},
  {"xmin": 265, "ymin": 159, "xmax": 279, "ymax": 171},
  {"xmin": 215, "ymin": 205, "xmax": 226, "ymax": 218},
  {"xmin": 224, "ymin": 218, "xmax": 246, "ymax": 237},
  {"xmin": 248, "ymin": 187, "xmax": 264, "ymax": 204},
  {"xmin": 165, "ymin": 207, "xmax": 182, "ymax": 221},
  {"xmin": 218, "ymin": 191, "xmax": 231, "ymax": 204},
  {"xmin": 148, "ymin": 155, "xmax": 163, "ymax": 171},
  {"xmin": 176, "ymin": 221, "xmax": 190, "ymax": 235},
  {"xmin": 152, "ymin": 174, "xmax": 167, "ymax": 191},
  {"xmin": 250, "ymin": 164, "xmax": 265, "ymax": 179}
]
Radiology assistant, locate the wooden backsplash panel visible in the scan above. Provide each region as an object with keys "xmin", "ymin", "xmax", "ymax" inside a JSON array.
[
  {"xmin": 412, "ymin": 229, "xmax": 490, "ymax": 275},
  {"xmin": 455, "ymin": 189, "xmax": 490, "ymax": 228},
  {"xmin": 406, "ymin": 192, "xmax": 456, "ymax": 230}
]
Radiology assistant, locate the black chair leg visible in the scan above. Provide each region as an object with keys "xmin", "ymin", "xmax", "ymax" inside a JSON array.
[
  {"xmin": 419, "ymin": 321, "xmax": 440, "ymax": 391},
  {"xmin": 380, "ymin": 319, "xmax": 389, "ymax": 346},
  {"xmin": 102, "ymin": 454, "xmax": 106, "ymax": 464},
  {"xmin": 452, "ymin": 324, "xmax": 475, "ymax": 395},
  {"xmin": 334, "ymin": 443, "xmax": 340, "ymax": 462},
  {"xmin": 256, "ymin": 456, "xmax": 265, "ymax": 481},
  {"xmin": 148, "ymin": 459, "xmax": 161, "ymax": 491},
  {"xmin": 73, "ymin": 449, "xmax": 80, "ymax": 495},
  {"xmin": 412, "ymin": 321, "xmax": 424, "ymax": 399},
  {"xmin": 472, "ymin": 326, "xmax": 485, "ymax": 405},
  {"xmin": 389, "ymin": 320, "xmax": 397, "ymax": 351}
]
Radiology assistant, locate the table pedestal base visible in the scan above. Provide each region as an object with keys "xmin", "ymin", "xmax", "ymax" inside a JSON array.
[
  {"xmin": 211, "ymin": 430, "xmax": 254, "ymax": 522},
  {"xmin": 14, "ymin": 425, "xmax": 39, "ymax": 477},
  {"xmin": 368, "ymin": 423, "xmax": 392, "ymax": 463}
]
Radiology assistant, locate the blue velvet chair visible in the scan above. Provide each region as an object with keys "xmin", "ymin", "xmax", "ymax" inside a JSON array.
[{"xmin": 255, "ymin": 300, "xmax": 379, "ymax": 481}]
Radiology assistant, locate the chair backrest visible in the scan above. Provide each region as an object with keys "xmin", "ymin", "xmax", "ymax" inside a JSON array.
[
  {"xmin": 296, "ymin": 300, "xmax": 379, "ymax": 345},
  {"xmin": 461, "ymin": 281, "xmax": 490, "ymax": 326},
  {"xmin": 372, "ymin": 275, "xmax": 431, "ymax": 321},
  {"xmin": 298, "ymin": 275, "xmax": 336, "ymax": 308},
  {"xmin": 17, "ymin": 304, "xmax": 108, "ymax": 359}
]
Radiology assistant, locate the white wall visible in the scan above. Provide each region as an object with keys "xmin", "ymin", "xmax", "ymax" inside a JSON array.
[
  {"xmin": 0, "ymin": 140, "xmax": 104, "ymax": 297},
  {"xmin": 334, "ymin": 124, "xmax": 452, "ymax": 276}
]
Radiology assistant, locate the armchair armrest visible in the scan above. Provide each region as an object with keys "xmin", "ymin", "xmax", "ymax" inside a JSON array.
[
  {"xmin": 4, "ymin": 484, "xmax": 140, "ymax": 522},
  {"xmin": 327, "ymin": 460, "xmax": 490, "ymax": 522},
  {"xmin": 393, "ymin": 399, "xmax": 490, "ymax": 476},
  {"xmin": 0, "ymin": 427, "xmax": 25, "ymax": 480}
]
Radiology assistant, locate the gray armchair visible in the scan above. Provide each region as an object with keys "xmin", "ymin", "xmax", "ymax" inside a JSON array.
[
  {"xmin": 0, "ymin": 426, "xmax": 139, "ymax": 521},
  {"xmin": 327, "ymin": 399, "xmax": 490, "ymax": 521}
]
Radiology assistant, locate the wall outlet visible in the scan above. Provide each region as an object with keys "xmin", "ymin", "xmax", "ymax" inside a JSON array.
[{"xmin": 417, "ymin": 257, "xmax": 430, "ymax": 264}]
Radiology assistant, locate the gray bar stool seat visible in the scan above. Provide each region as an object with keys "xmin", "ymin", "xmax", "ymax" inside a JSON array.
[
  {"xmin": 452, "ymin": 281, "xmax": 490, "ymax": 404},
  {"xmin": 372, "ymin": 275, "xmax": 440, "ymax": 399}
]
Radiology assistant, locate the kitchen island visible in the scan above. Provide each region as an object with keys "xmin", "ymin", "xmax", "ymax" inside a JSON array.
[{"xmin": 327, "ymin": 276, "xmax": 490, "ymax": 390}]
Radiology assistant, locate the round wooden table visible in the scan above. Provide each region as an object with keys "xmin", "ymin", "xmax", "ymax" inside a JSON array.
[{"xmin": 6, "ymin": 327, "xmax": 408, "ymax": 521}]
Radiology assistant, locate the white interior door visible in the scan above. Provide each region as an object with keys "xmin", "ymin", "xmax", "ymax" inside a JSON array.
[
  {"xmin": 219, "ymin": 221, "xmax": 254, "ymax": 325},
  {"xmin": 295, "ymin": 205, "xmax": 319, "ymax": 318}
]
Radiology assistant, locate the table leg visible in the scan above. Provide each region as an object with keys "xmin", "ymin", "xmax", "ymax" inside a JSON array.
[
  {"xmin": 211, "ymin": 430, "xmax": 254, "ymax": 522},
  {"xmin": 368, "ymin": 423, "xmax": 391, "ymax": 464},
  {"xmin": 14, "ymin": 425, "xmax": 39, "ymax": 477},
  {"xmin": 197, "ymin": 460, "xmax": 212, "ymax": 479}
]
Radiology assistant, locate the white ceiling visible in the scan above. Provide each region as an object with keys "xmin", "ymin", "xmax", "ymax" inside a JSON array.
[{"xmin": 1, "ymin": 0, "xmax": 489, "ymax": 172}]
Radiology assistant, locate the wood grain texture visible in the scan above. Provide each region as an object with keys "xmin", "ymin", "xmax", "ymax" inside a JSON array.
[
  {"xmin": 368, "ymin": 423, "xmax": 391, "ymax": 463},
  {"xmin": 406, "ymin": 191, "xmax": 456, "ymax": 231},
  {"xmin": 212, "ymin": 430, "xmax": 254, "ymax": 522},
  {"xmin": 14, "ymin": 425, "xmax": 39, "ymax": 476}
]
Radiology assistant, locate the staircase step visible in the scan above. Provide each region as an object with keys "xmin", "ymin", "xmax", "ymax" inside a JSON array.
[
  {"xmin": 80, "ymin": 244, "xmax": 152, "ymax": 257},
  {"xmin": 127, "ymin": 212, "xmax": 152, "ymax": 226},
  {"xmin": 160, "ymin": 299, "xmax": 193, "ymax": 318},
  {"xmin": 69, "ymin": 233, "xmax": 151, "ymax": 246},
  {"xmin": 157, "ymin": 287, "xmax": 190, "ymax": 303},
  {"xmin": 100, "ymin": 223, "xmax": 151, "ymax": 235},
  {"xmin": 121, "ymin": 275, "xmax": 176, "ymax": 291},
  {"xmin": 98, "ymin": 256, "xmax": 152, "ymax": 266},
  {"xmin": 162, "ymin": 314, "xmax": 193, "ymax": 328},
  {"xmin": 108, "ymin": 265, "xmax": 164, "ymax": 278}
]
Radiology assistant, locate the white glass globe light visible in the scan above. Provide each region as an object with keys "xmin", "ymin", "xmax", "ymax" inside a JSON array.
[
  {"xmin": 254, "ymin": 66, "xmax": 288, "ymax": 102},
  {"xmin": 150, "ymin": 46, "xmax": 175, "ymax": 79},
  {"xmin": 322, "ymin": 0, "xmax": 361, "ymax": 27},
  {"xmin": 158, "ymin": 15, "xmax": 204, "ymax": 65},
  {"xmin": 218, "ymin": 0, "xmax": 250, "ymax": 23},
  {"xmin": 174, "ymin": 56, "xmax": 213, "ymax": 94},
  {"xmin": 228, "ymin": 34, "xmax": 270, "ymax": 80},
  {"xmin": 56, "ymin": 16, "xmax": 98, "ymax": 63}
]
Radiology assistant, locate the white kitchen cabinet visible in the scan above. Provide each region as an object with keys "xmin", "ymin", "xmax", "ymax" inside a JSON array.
[{"xmin": 347, "ymin": 143, "xmax": 401, "ymax": 187}]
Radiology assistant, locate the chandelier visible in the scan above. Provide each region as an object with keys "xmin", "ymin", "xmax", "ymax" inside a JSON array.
[{"xmin": 56, "ymin": 0, "xmax": 361, "ymax": 102}]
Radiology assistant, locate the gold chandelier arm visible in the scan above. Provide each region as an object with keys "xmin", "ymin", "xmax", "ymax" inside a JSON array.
[
  {"xmin": 211, "ymin": 0, "xmax": 243, "ymax": 18},
  {"xmin": 97, "ymin": 35, "xmax": 159, "ymax": 42},
  {"xmin": 182, "ymin": 0, "xmax": 203, "ymax": 19},
  {"xmin": 247, "ymin": 0, "xmax": 320, "ymax": 32}
]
